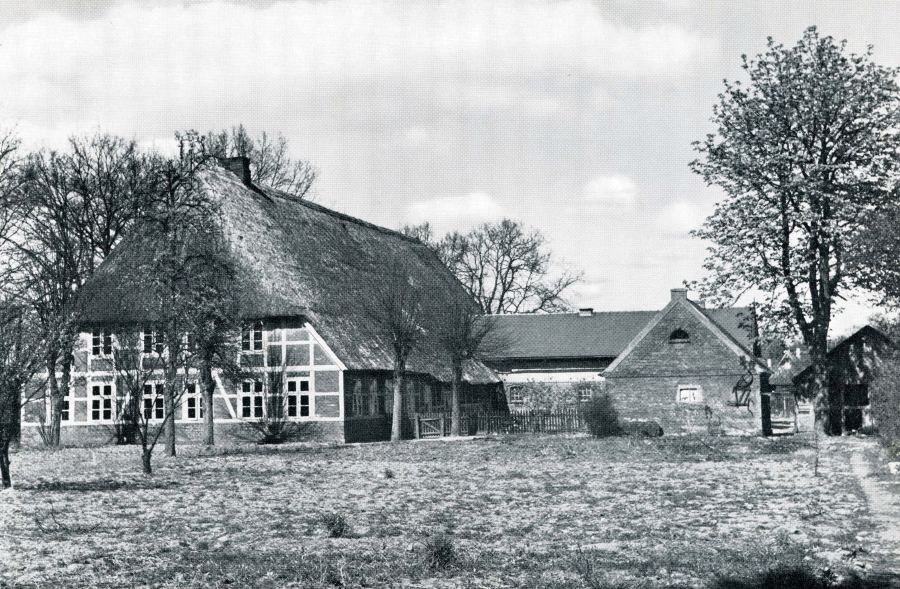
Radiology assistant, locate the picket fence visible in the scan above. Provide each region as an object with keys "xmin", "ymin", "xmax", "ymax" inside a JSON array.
[{"xmin": 414, "ymin": 409, "xmax": 585, "ymax": 438}]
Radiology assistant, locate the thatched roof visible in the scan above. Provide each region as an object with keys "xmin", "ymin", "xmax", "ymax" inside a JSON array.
[{"xmin": 76, "ymin": 162, "xmax": 499, "ymax": 385}]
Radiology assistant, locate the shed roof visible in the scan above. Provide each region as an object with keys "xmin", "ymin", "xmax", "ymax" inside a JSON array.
[
  {"xmin": 76, "ymin": 163, "xmax": 499, "ymax": 385},
  {"xmin": 485, "ymin": 305, "xmax": 756, "ymax": 361}
]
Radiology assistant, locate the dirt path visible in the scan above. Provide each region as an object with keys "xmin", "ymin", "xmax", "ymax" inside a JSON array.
[{"xmin": 849, "ymin": 440, "xmax": 900, "ymax": 577}]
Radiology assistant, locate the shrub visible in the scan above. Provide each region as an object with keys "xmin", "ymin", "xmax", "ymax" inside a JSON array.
[
  {"xmin": 422, "ymin": 530, "xmax": 457, "ymax": 570},
  {"xmin": 582, "ymin": 393, "xmax": 622, "ymax": 438},
  {"xmin": 321, "ymin": 512, "xmax": 352, "ymax": 538},
  {"xmin": 620, "ymin": 420, "xmax": 663, "ymax": 438}
]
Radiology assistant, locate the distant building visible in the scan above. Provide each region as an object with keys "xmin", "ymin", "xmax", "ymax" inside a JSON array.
[
  {"xmin": 20, "ymin": 158, "xmax": 503, "ymax": 446},
  {"xmin": 486, "ymin": 288, "xmax": 768, "ymax": 434}
]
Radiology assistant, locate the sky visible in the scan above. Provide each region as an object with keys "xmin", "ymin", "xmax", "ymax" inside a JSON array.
[{"xmin": 2, "ymin": 0, "xmax": 900, "ymax": 337}]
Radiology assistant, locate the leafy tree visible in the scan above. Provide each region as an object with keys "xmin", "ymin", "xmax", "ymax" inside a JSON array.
[
  {"xmin": 402, "ymin": 219, "xmax": 581, "ymax": 314},
  {"xmin": 202, "ymin": 124, "xmax": 318, "ymax": 199},
  {"xmin": 0, "ymin": 302, "xmax": 44, "ymax": 487},
  {"xmin": 690, "ymin": 27, "xmax": 900, "ymax": 433}
]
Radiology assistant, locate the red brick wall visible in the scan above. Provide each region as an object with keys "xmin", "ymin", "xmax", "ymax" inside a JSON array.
[{"xmin": 606, "ymin": 303, "xmax": 762, "ymax": 434}]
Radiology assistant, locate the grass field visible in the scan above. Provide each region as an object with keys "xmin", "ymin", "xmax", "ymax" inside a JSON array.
[{"xmin": 0, "ymin": 434, "xmax": 895, "ymax": 588}]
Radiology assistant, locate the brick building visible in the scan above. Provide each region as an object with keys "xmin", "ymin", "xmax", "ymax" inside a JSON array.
[{"xmin": 486, "ymin": 288, "xmax": 768, "ymax": 434}]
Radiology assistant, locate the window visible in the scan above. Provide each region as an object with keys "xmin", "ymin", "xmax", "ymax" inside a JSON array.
[
  {"xmin": 508, "ymin": 386, "xmax": 524, "ymax": 404},
  {"xmin": 286, "ymin": 379, "xmax": 310, "ymax": 417},
  {"xmin": 351, "ymin": 379, "xmax": 365, "ymax": 417},
  {"xmin": 579, "ymin": 387, "xmax": 593, "ymax": 403},
  {"xmin": 61, "ymin": 397, "xmax": 70, "ymax": 421},
  {"xmin": 185, "ymin": 384, "xmax": 203, "ymax": 420},
  {"xmin": 241, "ymin": 380, "xmax": 264, "ymax": 418},
  {"xmin": 677, "ymin": 385, "xmax": 703, "ymax": 403},
  {"xmin": 242, "ymin": 322, "xmax": 264, "ymax": 352},
  {"xmin": 143, "ymin": 327, "xmax": 163, "ymax": 354},
  {"xmin": 143, "ymin": 384, "xmax": 164, "ymax": 420},
  {"xmin": 92, "ymin": 330, "xmax": 113, "ymax": 356},
  {"xmin": 91, "ymin": 384, "xmax": 114, "ymax": 421},
  {"xmin": 669, "ymin": 329, "xmax": 690, "ymax": 344}
]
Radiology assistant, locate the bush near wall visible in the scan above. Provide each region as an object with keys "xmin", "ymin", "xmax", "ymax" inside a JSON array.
[
  {"xmin": 508, "ymin": 381, "xmax": 604, "ymax": 413},
  {"xmin": 869, "ymin": 352, "xmax": 900, "ymax": 458}
]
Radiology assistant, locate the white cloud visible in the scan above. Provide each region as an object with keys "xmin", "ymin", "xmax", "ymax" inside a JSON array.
[
  {"xmin": 656, "ymin": 201, "xmax": 704, "ymax": 236},
  {"xmin": 406, "ymin": 192, "xmax": 505, "ymax": 236},
  {"xmin": 583, "ymin": 174, "xmax": 638, "ymax": 204}
]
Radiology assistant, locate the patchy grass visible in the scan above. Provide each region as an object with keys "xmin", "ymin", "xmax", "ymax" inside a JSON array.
[{"xmin": 0, "ymin": 435, "xmax": 892, "ymax": 588}]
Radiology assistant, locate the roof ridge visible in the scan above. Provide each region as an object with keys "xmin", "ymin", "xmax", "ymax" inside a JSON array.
[{"xmin": 255, "ymin": 182, "xmax": 424, "ymax": 245}]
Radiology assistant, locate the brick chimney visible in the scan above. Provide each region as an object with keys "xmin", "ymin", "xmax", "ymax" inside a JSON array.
[
  {"xmin": 578, "ymin": 308, "xmax": 593, "ymax": 317},
  {"xmin": 670, "ymin": 288, "xmax": 688, "ymax": 301},
  {"xmin": 221, "ymin": 156, "xmax": 252, "ymax": 186}
]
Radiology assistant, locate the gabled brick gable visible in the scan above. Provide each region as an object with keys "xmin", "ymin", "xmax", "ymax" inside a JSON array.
[{"xmin": 604, "ymin": 301, "xmax": 753, "ymax": 379}]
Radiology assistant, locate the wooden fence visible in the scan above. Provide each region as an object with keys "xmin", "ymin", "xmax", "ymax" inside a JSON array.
[{"xmin": 414, "ymin": 409, "xmax": 585, "ymax": 438}]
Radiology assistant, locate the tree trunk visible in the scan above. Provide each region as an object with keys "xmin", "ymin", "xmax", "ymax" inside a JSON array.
[
  {"xmin": 391, "ymin": 366, "xmax": 403, "ymax": 442},
  {"xmin": 45, "ymin": 345, "xmax": 61, "ymax": 447},
  {"xmin": 141, "ymin": 446, "xmax": 153, "ymax": 475},
  {"xmin": 200, "ymin": 354, "xmax": 215, "ymax": 446},
  {"xmin": 0, "ymin": 437, "xmax": 10, "ymax": 488},
  {"xmin": 811, "ymin": 356, "xmax": 830, "ymax": 436},
  {"xmin": 163, "ymin": 383, "xmax": 176, "ymax": 457},
  {"xmin": 450, "ymin": 362, "xmax": 461, "ymax": 437}
]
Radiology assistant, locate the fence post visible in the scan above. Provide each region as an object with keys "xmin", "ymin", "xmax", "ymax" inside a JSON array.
[{"xmin": 414, "ymin": 414, "xmax": 420, "ymax": 439}]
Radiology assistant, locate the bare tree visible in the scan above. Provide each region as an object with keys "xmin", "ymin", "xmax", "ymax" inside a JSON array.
[
  {"xmin": 0, "ymin": 302, "xmax": 44, "ymax": 488},
  {"xmin": 0, "ymin": 133, "xmax": 150, "ymax": 446},
  {"xmin": 202, "ymin": 124, "xmax": 319, "ymax": 199},
  {"xmin": 366, "ymin": 262, "xmax": 424, "ymax": 441},
  {"xmin": 110, "ymin": 330, "xmax": 191, "ymax": 475},
  {"xmin": 437, "ymin": 301, "xmax": 507, "ymax": 436},
  {"xmin": 403, "ymin": 219, "xmax": 582, "ymax": 314}
]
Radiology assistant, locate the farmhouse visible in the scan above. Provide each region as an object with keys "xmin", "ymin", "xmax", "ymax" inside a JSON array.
[
  {"xmin": 19, "ymin": 158, "xmax": 504, "ymax": 445},
  {"xmin": 486, "ymin": 289, "xmax": 768, "ymax": 434}
]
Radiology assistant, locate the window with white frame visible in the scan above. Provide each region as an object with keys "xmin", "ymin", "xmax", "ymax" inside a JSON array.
[
  {"xmin": 676, "ymin": 385, "xmax": 703, "ymax": 403},
  {"xmin": 184, "ymin": 383, "xmax": 203, "ymax": 420},
  {"xmin": 143, "ymin": 383, "xmax": 165, "ymax": 420},
  {"xmin": 61, "ymin": 396, "xmax": 70, "ymax": 421},
  {"xmin": 508, "ymin": 386, "xmax": 524, "ymax": 404},
  {"xmin": 92, "ymin": 329, "xmax": 113, "ymax": 356},
  {"xmin": 241, "ymin": 322, "xmax": 264, "ymax": 352},
  {"xmin": 579, "ymin": 387, "xmax": 593, "ymax": 403},
  {"xmin": 143, "ymin": 326, "xmax": 163, "ymax": 354},
  {"xmin": 91, "ymin": 384, "xmax": 114, "ymax": 421},
  {"xmin": 241, "ymin": 380, "xmax": 264, "ymax": 418},
  {"xmin": 286, "ymin": 379, "xmax": 310, "ymax": 417}
]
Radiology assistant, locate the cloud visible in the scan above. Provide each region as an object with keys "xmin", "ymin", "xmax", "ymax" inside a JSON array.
[
  {"xmin": 583, "ymin": 174, "xmax": 638, "ymax": 204},
  {"xmin": 655, "ymin": 201, "xmax": 704, "ymax": 236},
  {"xmin": 406, "ymin": 192, "xmax": 505, "ymax": 236}
]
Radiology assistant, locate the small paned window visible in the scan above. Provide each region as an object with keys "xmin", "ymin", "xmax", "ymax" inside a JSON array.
[
  {"xmin": 579, "ymin": 387, "xmax": 593, "ymax": 403},
  {"xmin": 91, "ymin": 384, "xmax": 113, "ymax": 421},
  {"xmin": 143, "ymin": 384, "xmax": 164, "ymax": 420},
  {"xmin": 143, "ymin": 327, "xmax": 163, "ymax": 354},
  {"xmin": 185, "ymin": 384, "xmax": 203, "ymax": 420},
  {"xmin": 242, "ymin": 323, "xmax": 264, "ymax": 352},
  {"xmin": 508, "ymin": 386, "xmax": 524, "ymax": 404},
  {"xmin": 92, "ymin": 330, "xmax": 113, "ymax": 356},
  {"xmin": 241, "ymin": 380, "xmax": 264, "ymax": 417},
  {"xmin": 61, "ymin": 397, "xmax": 70, "ymax": 421},
  {"xmin": 677, "ymin": 385, "xmax": 703, "ymax": 403},
  {"xmin": 669, "ymin": 329, "xmax": 690, "ymax": 344},
  {"xmin": 286, "ymin": 380, "xmax": 310, "ymax": 417}
]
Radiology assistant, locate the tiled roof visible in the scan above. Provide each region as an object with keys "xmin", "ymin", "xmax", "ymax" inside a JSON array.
[{"xmin": 485, "ymin": 307, "xmax": 756, "ymax": 361}]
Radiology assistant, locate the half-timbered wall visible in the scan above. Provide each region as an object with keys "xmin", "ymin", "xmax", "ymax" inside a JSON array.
[{"xmin": 19, "ymin": 318, "xmax": 346, "ymax": 446}]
